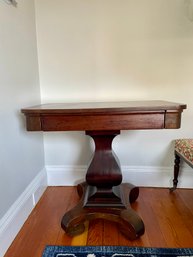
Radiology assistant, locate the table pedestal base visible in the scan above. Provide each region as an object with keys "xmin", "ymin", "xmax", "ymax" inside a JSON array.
[
  {"xmin": 61, "ymin": 182, "xmax": 145, "ymax": 240},
  {"xmin": 61, "ymin": 130, "xmax": 145, "ymax": 240}
]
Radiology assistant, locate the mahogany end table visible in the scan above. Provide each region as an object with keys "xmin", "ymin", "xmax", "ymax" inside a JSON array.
[{"xmin": 21, "ymin": 100, "xmax": 186, "ymax": 240}]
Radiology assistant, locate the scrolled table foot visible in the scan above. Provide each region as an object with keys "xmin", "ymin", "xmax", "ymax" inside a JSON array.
[
  {"xmin": 63, "ymin": 222, "xmax": 86, "ymax": 237},
  {"xmin": 121, "ymin": 183, "xmax": 139, "ymax": 204},
  {"xmin": 61, "ymin": 204, "xmax": 86, "ymax": 236},
  {"xmin": 119, "ymin": 208, "xmax": 145, "ymax": 240},
  {"xmin": 61, "ymin": 183, "xmax": 88, "ymax": 236}
]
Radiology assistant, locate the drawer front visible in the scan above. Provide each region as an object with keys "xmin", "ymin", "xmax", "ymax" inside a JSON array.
[{"xmin": 41, "ymin": 113, "xmax": 165, "ymax": 131}]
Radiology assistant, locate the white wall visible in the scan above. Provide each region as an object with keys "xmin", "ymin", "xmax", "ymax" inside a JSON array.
[
  {"xmin": 0, "ymin": 0, "xmax": 44, "ymax": 219},
  {"xmin": 35, "ymin": 0, "xmax": 193, "ymax": 176}
]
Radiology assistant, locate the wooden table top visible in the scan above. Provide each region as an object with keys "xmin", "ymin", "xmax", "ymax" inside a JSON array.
[{"xmin": 21, "ymin": 100, "xmax": 186, "ymax": 115}]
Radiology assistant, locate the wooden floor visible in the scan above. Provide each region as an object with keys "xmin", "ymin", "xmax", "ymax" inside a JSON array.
[{"xmin": 4, "ymin": 186, "xmax": 193, "ymax": 257}]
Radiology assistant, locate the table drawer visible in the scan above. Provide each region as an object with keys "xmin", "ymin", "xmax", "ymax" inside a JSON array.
[{"xmin": 41, "ymin": 112, "xmax": 165, "ymax": 131}]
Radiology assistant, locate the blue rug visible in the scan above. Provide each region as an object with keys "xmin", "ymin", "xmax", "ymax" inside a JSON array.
[{"xmin": 42, "ymin": 246, "xmax": 193, "ymax": 257}]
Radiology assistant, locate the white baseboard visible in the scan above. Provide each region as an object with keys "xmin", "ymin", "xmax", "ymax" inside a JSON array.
[
  {"xmin": 0, "ymin": 168, "xmax": 47, "ymax": 257},
  {"xmin": 46, "ymin": 164, "xmax": 193, "ymax": 189},
  {"xmin": 46, "ymin": 165, "xmax": 86, "ymax": 186}
]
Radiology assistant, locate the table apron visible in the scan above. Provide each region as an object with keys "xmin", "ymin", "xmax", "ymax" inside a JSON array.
[{"xmin": 24, "ymin": 111, "xmax": 182, "ymax": 131}]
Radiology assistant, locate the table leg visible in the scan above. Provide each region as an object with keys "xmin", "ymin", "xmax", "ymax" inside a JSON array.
[{"xmin": 61, "ymin": 131, "xmax": 145, "ymax": 240}]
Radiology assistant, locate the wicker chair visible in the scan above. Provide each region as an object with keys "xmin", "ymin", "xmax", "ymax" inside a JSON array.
[{"xmin": 171, "ymin": 139, "xmax": 193, "ymax": 191}]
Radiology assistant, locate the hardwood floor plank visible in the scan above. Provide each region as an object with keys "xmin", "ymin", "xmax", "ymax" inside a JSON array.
[
  {"xmin": 103, "ymin": 220, "xmax": 119, "ymax": 245},
  {"xmin": 147, "ymin": 188, "xmax": 193, "ymax": 248},
  {"xmin": 4, "ymin": 187, "xmax": 193, "ymax": 257},
  {"xmin": 177, "ymin": 189, "xmax": 193, "ymax": 215},
  {"xmin": 170, "ymin": 190, "xmax": 193, "ymax": 239},
  {"xmin": 87, "ymin": 219, "xmax": 104, "ymax": 245}
]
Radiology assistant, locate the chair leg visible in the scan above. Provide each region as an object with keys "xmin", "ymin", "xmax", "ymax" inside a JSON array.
[{"xmin": 170, "ymin": 153, "xmax": 180, "ymax": 192}]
